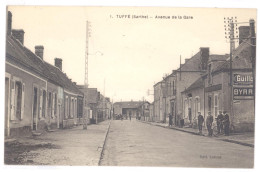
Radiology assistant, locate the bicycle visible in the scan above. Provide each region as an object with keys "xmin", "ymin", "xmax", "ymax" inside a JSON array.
[{"xmin": 212, "ymin": 121, "xmax": 224, "ymax": 137}]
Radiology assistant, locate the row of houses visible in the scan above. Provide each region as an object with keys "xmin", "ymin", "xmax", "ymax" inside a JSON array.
[
  {"xmin": 4, "ymin": 11, "xmax": 111, "ymax": 138},
  {"xmin": 113, "ymin": 100, "xmax": 150, "ymax": 120},
  {"xmin": 148, "ymin": 20, "xmax": 256, "ymax": 132}
]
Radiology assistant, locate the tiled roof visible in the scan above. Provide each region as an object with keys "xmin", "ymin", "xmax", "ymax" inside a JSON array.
[
  {"xmin": 114, "ymin": 101, "xmax": 144, "ymax": 109},
  {"xmin": 212, "ymin": 41, "xmax": 252, "ymax": 73},
  {"xmin": 86, "ymin": 88, "xmax": 99, "ymax": 104},
  {"xmin": 6, "ymin": 35, "xmax": 82, "ymax": 95},
  {"xmin": 184, "ymin": 77, "xmax": 204, "ymax": 92},
  {"xmin": 209, "ymin": 54, "xmax": 228, "ymax": 62}
]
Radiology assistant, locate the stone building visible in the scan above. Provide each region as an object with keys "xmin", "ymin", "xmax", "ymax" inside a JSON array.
[{"xmin": 5, "ymin": 11, "xmax": 84, "ymax": 138}]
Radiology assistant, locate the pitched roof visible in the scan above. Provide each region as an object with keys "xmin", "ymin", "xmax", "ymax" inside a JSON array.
[
  {"xmin": 114, "ymin": 101, "xmax": 144, "ymax": 109},
  {"xmin": 6, "ymin": 35, "xmax": 82, "ymax": 95},
  {"xmin": 183, "ymin": 77, "xmax": 204, "ymax": 93},
  {"xmin": 212, "ymin": 41, "xmax": 252, "ymax": 74}
]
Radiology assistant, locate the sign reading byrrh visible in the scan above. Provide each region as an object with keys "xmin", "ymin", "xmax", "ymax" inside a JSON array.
[{"xmin": 233, "ymin": 73, "xmax": 254, "ymax": 100}]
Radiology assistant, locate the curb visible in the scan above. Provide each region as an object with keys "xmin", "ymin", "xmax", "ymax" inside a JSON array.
[
  {"xmin": 220, "ymin": 139, "xmax": 254, "ymax": 148},
  {"xmin": 139, "ymin": 120, "xmax": 254, "ymax": 148},
  {"xmin": 98, "ymin": 120, "xmax": 111, "ymax": 166}
]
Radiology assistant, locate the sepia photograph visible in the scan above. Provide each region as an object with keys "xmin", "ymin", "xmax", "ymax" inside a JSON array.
[{"xmin": 1, "ymin": 1, "xmax": 258, "ymax": 170}]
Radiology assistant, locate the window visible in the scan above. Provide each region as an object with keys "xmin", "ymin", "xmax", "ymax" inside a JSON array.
[
  {"xmin": 71, "ymin": 98, "xmax": 74, "ymax": 118},
  {"xmin": 208, "ymin": 96, "xmax": 212, "ymax": 113},
  {"xmin": 42, "ymin": 90, "xmax": 46, "ymax": 118},
  {"xmin": 65, "ymin": 96, "xmax": 69, "ymax": 119},
  {"xmin": 208, "ymin": 64, "xmax": 212, "ymax": 84},
  {"xmin": 214, "ymin": 94, "xmax": 218, "ymax": 118},
  {"xmin": 54, "ymin": 93, "xmax": 57, "ymax": 116},
  {"xmin": 172, "ymin": 81, "xmax": 175, "ymax": 95},
  {"xmin": 48, "ymin": 92, "xmax": 52, "ymax": 118},
  {"xmin": 10, "ymin": 80, "xmax": 24, "ymax": 121}
]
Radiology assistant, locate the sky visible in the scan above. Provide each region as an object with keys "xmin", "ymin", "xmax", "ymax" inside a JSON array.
[{"xmin": 6, "ymin": 6, "xmax": 257, "ymax": 103}]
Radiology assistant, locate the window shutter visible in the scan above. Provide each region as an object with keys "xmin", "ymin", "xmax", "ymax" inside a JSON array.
[
  {"xmin": 21, "ymin": 83, "xmax": 25, "ymax": 120},
  {"xmin": 52, "ymin": 92, "xmax": 55, "ymax": 118},
  {"xmin": 10, "ymin": 80, "xmax": 16, "ymax": 120},
  {"xmin": 39, "ymin": 89, "xmax": 42, "ymax": 119},
  {"xmin": 71, "ymin": 97, "xmax": 73, "ymax": 118}
]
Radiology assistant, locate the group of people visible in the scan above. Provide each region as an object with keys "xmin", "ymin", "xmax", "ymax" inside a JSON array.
[{"xmin": 198, "ymin": 111, "xmax": 230, "ymax": 136}]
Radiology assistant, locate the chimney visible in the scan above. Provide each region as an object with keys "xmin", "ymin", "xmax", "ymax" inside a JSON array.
[
  {"xmin": 35, "ymin": 45, "xmax": 44, "ymax": 59},
  {"xmin": 200, "ymin": 47, "xmax": 209, "ymax": 70},
  {"xmin": 12, "ymin": 29, "xmax": 25, "ymax": 44},
  {"xmin": 7, "ymin": 11, "xmax": 12, "ymax": 35},
  {"xmin": 55, "ymin": 58, "xmax": 62, "ymax": 71},
  {"xmin": 239, "ymin": 26, "xmax": 250, "ymax": 44}
]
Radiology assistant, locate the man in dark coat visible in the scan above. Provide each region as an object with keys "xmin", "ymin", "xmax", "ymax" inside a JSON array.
[
  {"xmin": 197, "ymin": 112, "xmax": 204, "ymax": 135},
  {"xmin": 216, "ymin": 111, "xmax": 224, "ymax": 134},
  {"xmin": 206, "ymin": 112, "xmax": 213, "ymax": 136},
  {"xmin": 223, "ymin": 112, "xmax": 230, "ymax": 136}
]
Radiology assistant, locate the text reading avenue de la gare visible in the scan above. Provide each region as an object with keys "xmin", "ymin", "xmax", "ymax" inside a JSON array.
[{"xmin": 111, "ymin": 14, "xmax": 194, "ymax": 20}]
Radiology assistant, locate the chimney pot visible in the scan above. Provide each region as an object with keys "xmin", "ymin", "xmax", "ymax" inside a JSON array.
[
  {"xmin": 200, "ymin": 47, "xmax": 209, "ymax": 70},
  {"xmin": 238, "ymin": 26, "xmax": 250, "ymax": 44},
  {"xmin": 12, "ymin": 29, "xmax": 25, "ymax": 45},
  {"xmin": 7, "ymin": 11, "xmax": 12, "ymax": 35},
  {"xmin": 35, "ymin": 45, "xmax": 44, "ymax": 59},
  {"xmin": 55, "ymin": 58, "xmax": 62, "ymax": 71}
]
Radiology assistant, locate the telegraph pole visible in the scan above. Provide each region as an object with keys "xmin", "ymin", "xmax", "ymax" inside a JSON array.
[
  {"xmin": 83, "ymin": 21, "xmax": 90, "ymax": 130},
  {"xmin": 224, "ymin": 17, "xmax": 237, "ymax": 122},
  {"xmin": 250, "ymin": 19, "xmax": 256, "ymax": 116}
]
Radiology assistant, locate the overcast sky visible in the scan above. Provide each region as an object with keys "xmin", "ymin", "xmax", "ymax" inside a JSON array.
[{"xmin": 7, "ymin": 6, "xmax": 256, "ymax": 102}]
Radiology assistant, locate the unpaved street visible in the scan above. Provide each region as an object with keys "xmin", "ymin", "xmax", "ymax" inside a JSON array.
[
  {"xmin": 5, "ymin": 121, "xmax": 110, "ymax": 165},
  {"xmin": 100, "ymin": 119, "xmax": 254, "ymax": 168}
]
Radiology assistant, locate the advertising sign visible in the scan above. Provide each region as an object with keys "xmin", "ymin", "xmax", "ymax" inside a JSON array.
[
  {"xmin": 233, "ymin": 87, "xmax": 254, "ymax": 100},
  {"xmin": 233, "ymin": 73, "xmax": 253, "ymax": 85}
]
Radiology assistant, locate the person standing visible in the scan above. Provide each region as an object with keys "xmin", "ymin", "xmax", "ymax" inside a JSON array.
[
  {"xmin": 169, "ymin": 113, "xmax": 173, "ymax": 127},
  {"xmin": 206, "ymin": 112, "xmax": 213, "ymax": 136},
  {"xmin": 197, "ymin": 112, "xmax": 204, "ymax": 135},
  {"xmin": 129, "ymin": 112, "xmax": 132, "ymax": 121},
  {"xmin": 223, "ymin": 112, "xmax": 230, "ymax": 136},
  {"xmin": 216, "ymin": 111, "xmax": 224, "ymax": 134}
]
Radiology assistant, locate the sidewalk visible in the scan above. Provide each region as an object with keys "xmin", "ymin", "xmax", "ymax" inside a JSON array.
[
  {"xmin": 5, "ymin": 120, "xmax": 111, "ymax": 165},
  {"xmin": 140, "ymin": 120, "xmax": 254, "ymax": 148}
]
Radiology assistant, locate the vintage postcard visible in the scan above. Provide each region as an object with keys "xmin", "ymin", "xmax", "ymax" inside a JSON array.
[{"xmin": 3, "ymin": 5, "xmax": 256, "ymax": 169}]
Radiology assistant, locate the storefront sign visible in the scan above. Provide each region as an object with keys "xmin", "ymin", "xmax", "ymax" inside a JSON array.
[
  {"xmin": 233, "ymin": 87, "xmax": 254, "ymax": 100},
  {"xmin": 233, "ymin": 73, "xmax": 253, "ymax": 85}
]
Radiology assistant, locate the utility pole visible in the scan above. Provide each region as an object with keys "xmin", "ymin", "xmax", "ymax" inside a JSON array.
[
  {"xmin": 83, "ymin": 21, "xmax": 90, "ymax": 130},
  {"xmin": 250, "ymin": 19, "xmax": 256, "ymax": 116},
  {"xmin": 224, "ymin": 17, "xmax": 237, "ymax": 122}
]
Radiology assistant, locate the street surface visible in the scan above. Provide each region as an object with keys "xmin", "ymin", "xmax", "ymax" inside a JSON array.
[
  {"xmin": 100, "ymin": 119, "xmax": 254, "ymax": 168},
  {"xmin": 5, "ymin": 121, "xmax": 110, "ymax": 165}
]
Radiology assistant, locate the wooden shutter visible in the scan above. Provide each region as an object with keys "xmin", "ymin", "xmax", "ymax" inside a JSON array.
[
  {"xmin": 10, "ymin": 80, "xmax": 16, "ymax": 120},
  {"xmin": 52, "ymin": 92, "xmax": 55, "ymax": 118},
  {"xmin": 21, "ymin": 83, "xmax": 25, "ymax": 120},
  {"xmin": 39, "ymin": 89, "xmax": 42, "ymax": 119}
]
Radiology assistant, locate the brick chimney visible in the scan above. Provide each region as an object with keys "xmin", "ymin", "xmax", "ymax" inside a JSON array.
[
  {"xmin": 7, "ymin": 11, "xmax": 12, "ymax": 35},
  {"xmin": 12, "ymin": 29, "xmax": 25, "ymax": 44},
  {"xmin": 55, "ymin": 58, "xmax": 62, "ymax": 71},
  {"xmin": 200, "ymin": 47, "xmax": 209, "ymax": 70},
  {"xmin": 35, "ymin": 46, "xmax": 44, "ymax": 59},
  {"xmin": 239, "ymin": 26, "xmax": 250, "ymax": 45}
]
